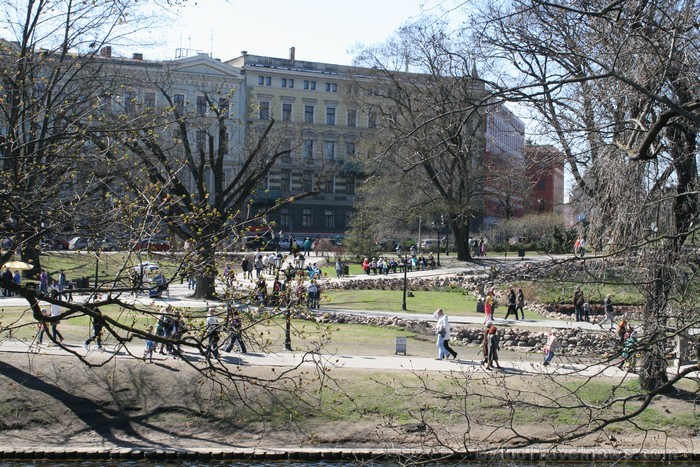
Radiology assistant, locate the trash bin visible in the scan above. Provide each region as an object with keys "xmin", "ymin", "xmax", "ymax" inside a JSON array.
[
  {"xmin": 476, "ymin": 301, "xmax": 485, "ymax": 313},
  {"xmin": 395, "ymin": 336, "xmax": 407, "ymax": 355},
  {"xmin": 518, "ymin": 248, "xmax": 525, "ymax": 259},
  {"xmin": 342, "ymin": 265, "xmax": 350, "ymax": 276}
]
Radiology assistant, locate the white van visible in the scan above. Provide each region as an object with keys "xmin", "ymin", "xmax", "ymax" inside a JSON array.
[{"xmin": 420, "ymin": 238, "xmax": 441, "ymax": 250}]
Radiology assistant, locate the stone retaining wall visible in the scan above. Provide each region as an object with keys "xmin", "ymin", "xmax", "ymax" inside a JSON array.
[{"xmin": 306, "ymin": 311, "xmax": 623, "ymax": 357}]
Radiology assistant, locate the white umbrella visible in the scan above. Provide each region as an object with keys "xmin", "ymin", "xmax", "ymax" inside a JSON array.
[{"xmin": 2, "ymin": 260, "xmax": 34, "ymax": 270}]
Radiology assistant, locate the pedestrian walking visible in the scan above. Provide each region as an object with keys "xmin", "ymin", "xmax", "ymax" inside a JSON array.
[
  {"xmin": 503, "ymin": 288, "xmax": 517, "ymax": 320},
  {"xmin": 49, "ymin": 292, "xmax": 64, "ymax": 344},
  {"xmin": 36, "ymin": 308, "xmax": 50, "ymax": 345},
  {"xmin": 143, "ymin": 325, "xmax": 156, "ymax": 362},
  {"xmin": 84, "ymin": 308, "xmax": 105, "ymax": 349},
  {"xmin": 599, "ymin": 294, "xmax": 616, "ymax": 330},
  {"xmin": 543, "ymin": 329, "xmax": 558, "ymax": 366},
  {"xmin": 483, "ymin": 290, "xmax": 495, "ymax": 324},
  {"xmin": 485, "ymin": 325, "xmax": 501, "ymax": 370},
  {"xmin": 618, "ymin": 328, "xmax": 637, "ymax": 372},
  {"xmin": 204, "ymin": 307, "xmax": 221, "ymax": 359},
  {"xmin": 335, "ymin": 259, "xmax": 343, "ymax": 278},
  {"xmin": 224, "ymin": 310, "xmax": 247, "ymax": 353},
  {"xmin": 573, "ymin": 287, "xmax": 585, "ymax": 322},
  {"xmin": 516, "ymin": 288, "xmax": 525, "ymax": 320},
  {"xmin": 433, "ymin": 308, "xmax": 458, "ymax": 360}
]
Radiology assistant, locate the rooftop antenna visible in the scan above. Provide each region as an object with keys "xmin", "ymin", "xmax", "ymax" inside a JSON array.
[{"xmin": 209, "ymin": 31, "xmax": 214, "ymax": 57}]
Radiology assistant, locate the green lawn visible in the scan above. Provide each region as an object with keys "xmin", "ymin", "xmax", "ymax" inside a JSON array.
[{"xmin": 321, "ymin": 288, "xmax": 476, "ymax": 315}]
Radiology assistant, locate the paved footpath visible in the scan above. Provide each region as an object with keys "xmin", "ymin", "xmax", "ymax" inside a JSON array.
[{"xmin": 0, "ymin": 253, "xmax": 682, "ymax": 378}]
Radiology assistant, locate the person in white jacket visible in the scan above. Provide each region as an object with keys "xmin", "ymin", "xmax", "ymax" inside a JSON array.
[{"xmin": 433, "ymin": 308, "xmax": 458, "ymax": 360}]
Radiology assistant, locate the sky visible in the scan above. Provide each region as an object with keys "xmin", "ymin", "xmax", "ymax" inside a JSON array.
[{"xmin": 144, "ymin": 0, "xmax": 453, "ymax": 64}]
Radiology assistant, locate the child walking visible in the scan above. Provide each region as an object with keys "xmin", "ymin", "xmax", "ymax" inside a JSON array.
[{"xmin": 143, "ymin": 325, "xmax": 156, "ymax": 362}]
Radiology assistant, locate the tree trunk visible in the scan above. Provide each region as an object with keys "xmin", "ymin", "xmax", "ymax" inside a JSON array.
[
  {"xmin": 194, "ymin": 275, "xmax": 215, "ymax": 300},
  {"xmin": 638, "ymin": 257, "xmax": 671, "ymax": 391},
  {"xmin": 191, "ymin": 239, "xmax": 217, "ymax": 300},
  {"xmin": 451, "ymin": 218, "xmax": 472, "ymax": 261},
  {"xmin": 20, "ymin": 237, "xmax": 41, "ymax": 278}
]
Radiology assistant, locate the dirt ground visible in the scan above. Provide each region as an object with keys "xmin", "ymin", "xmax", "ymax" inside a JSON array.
[{"xmin": 0, "ymin": 349, "xmax": 698, "ymax": 456}]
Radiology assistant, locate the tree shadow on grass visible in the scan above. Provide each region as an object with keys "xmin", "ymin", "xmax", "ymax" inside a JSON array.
[{"xmin": 0, "ymin": 360, "xmax": 238, "ymax": 449}]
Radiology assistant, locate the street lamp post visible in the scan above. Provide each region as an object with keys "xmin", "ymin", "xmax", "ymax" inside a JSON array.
[
  {"xmin": 433, "ymin": 215, "xmax": 446, "ymax": 266},
  {"xmin": 396, "ymin": 245, "xmax": 408, "ymax": 311},
  {"xmin": 273, "ymin": 254, "xmax": 283, "ymax": 274},
  {"xmin": 444, "ymin": 216, "xmax": 449, "ymax": 256}
]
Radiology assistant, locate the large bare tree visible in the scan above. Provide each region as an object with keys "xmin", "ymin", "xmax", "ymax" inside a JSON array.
[
  {"xmin": 0, "ymin": 0, "xmax": 158, "ymax": 273},
  {"xmin": 352, "ymin": 18, "xmax": 491, "ymax": 260},
  {"xmin": 474, "ymin": 0, "xmax": 700, "ymax": 390}
]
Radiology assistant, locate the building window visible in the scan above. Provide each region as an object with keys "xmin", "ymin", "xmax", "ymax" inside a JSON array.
[
  {"xmin": 325, "ymin": 107, "xmax": 336, "ymax": 125},
  {"xmin": 280, "ymin": 208, "xmax": 290, "ymax": 227},
  {"xmin": 218, "ymin": 97, "xmax": 229, "ymax": 118},
  {"xmin": 347, "ymin": 109, "xmax": 356, "ymax": 127},
  {"xmin": 303, "ymin": 139, "xmax": 314, "ymax": 158},
  {"xmin": 537, "ymin": 180, "xmax": 546, "ymax": 190},
  {"xmin": 324, "ymin": 209, "xmax": 334, "ymax": 228},
  {"xmin": 124, "ymin": 91, "xmax": 136, "ymax": 114},
  {"xmin": 266, "ymin": 76, "xmax": 272, "ymax": 86},
  {"xmin": 304, "ymin": 105, "xmax": 314, "ymax": 123},
  {"xmin": 345, "ymin": 142, "xmax": 355, "ymax": 159},
  {"xmin": 173, "ymin": 94, "xmax": 185, "ymax": 114},
  {"xmin": 368, "ymin": 109, "xmax": 377, "ymax": 128},
  {"xmin": 281, "ymin": 78, "xmax": 287, "ymax": 88},
  {"xmin": 196, "ymin": 130, "xmax": 207, "ymax": 154},
  {"xmin": 325, "ymin": 82, "xmax": 337, "ymax": 92},
  {"xmin": 259, "ymin": 101, "xmax": 270, "ymax": 120},
  {"xmin": 302, "ymin": 208, "xmax": 312, "ymax": 227},
  {"xmin": 304, "ymin": 80, "xmax": 309, "ymax": 90},
  {"xmin": 196, "ymin": 95, "xmax": 207, "ymax": 116},
  {"xmin": 324, "ymin": 178, "xmax": 334, "ymax": 194},
  {"xmin": 258, "ymin": 75, "xmax": 265, "ymax": 85},
  {"xmin": 99, "ymin": 94, "xmax": 112, "ymax": 112},
  {"xmin": 323, "ymin": 141, "xmax": 335, "ymax": 160},
  {"xmin": 281, "ymin": 139, "xmax": 292, "ymax": 163},
  {"xmin": 144, "ymin": 92, "xmax": 156, "ymax": 109},
  {"xmin": 310, "ymin": 81, "xmax": 316, "ymax": 90},
  {"xmin": 288, "ymin": 78, "xmax": 294, "ymax": 88},
  {"xmin": 280, "ymin": 171, "xmax": 291, "ymax": 193},
  {"xmin": 346, "ymin": 175, "xmax": 356, "ymax": 195},
  {"xmin": 301, "ymin": 173, "xmax": 313, "ymax": 191},
  {"xmin": 282, "ymin": 103, "xmax": 292, "ymax": 121}
]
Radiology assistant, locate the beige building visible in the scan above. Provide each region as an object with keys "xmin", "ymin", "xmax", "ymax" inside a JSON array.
[{"xmin": 227, "ymin": 48, "xmax": 372, "ymax": 236}]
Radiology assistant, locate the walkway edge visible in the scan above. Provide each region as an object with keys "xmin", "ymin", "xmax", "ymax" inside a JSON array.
[{"xmin": 0, "ymin": 447, "xmax": 694, "ymax": 462}]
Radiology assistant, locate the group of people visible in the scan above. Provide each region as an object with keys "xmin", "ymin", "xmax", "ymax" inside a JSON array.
[
  {"xmin": 435, "ymin": 286, "xmax": 637, "ymax": 370},
  {"xmin": 470, "ymin": 238, "xmax": 487, "ymax": 257},
  {"xmin": 361, "ymin": 254, "xmax": 438, "ymax": 276},
  {"xmin": 142, "ymin": 304, "xmax": 248, "ymax": 362},
  {"xmin": 2, "ymin": 267, "xmax": 21, "ymax": 296},
  {"xmin": 3, "ymin": 268, "xmax": 75, "ymax": 299},
  {"xmin": 481, "ymin": 287, "xmax": 526, "ymax": 323}
]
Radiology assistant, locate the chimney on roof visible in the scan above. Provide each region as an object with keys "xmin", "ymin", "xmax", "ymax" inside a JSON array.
[
  {"xmin": 289, "ymin": 46, "xmax": 295, "ymax": 61},
  {"xmin": 100, "ymin": 46, "xmax": 112, "ymax": 58},
  {"xmin": 241, "ymin": 50, "xmax": 248, "ymax": 56},
  {"xmin": 132, "ymin": 53, "xmax": 143, "ymax": 60}
]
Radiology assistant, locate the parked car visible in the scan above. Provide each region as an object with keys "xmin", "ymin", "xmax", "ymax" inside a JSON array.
[
  {"xmin": 277, "ymin": 238, "xmax": 305, "ymax": 250},
  {"xmin": 420, "ymin": 238, "xmax": 445, "ymax": 251},
  {"xmin": 135, "ymin": 237, "xmax": 170, "ymax": 252},
  {"xmin": 40, "ymin": 237, "xmax": 70, "ymax": 250},
  {"xmin": 68, "ymin": 236, "xmax": 91, "ymax": 250}
]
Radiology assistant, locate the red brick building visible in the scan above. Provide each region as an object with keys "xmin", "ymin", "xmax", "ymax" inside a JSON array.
[{"xmin": 523, "ymin": 144, "xmax": 565, "ymax": 215}]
